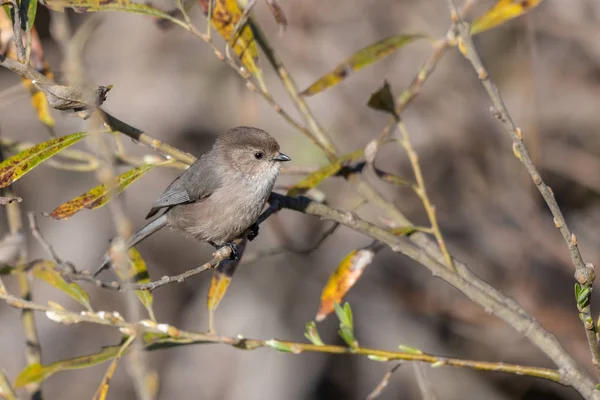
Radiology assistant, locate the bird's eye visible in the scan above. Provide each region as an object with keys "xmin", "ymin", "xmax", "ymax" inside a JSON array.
[{"xmin": 254, "ymin": 152, "xmax": 264, "ymax": 160}]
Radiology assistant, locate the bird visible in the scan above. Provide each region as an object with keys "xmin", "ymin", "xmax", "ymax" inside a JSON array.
[{"xmin": 93, "ymin": 126, "xmax": 290, "ymax": 276}]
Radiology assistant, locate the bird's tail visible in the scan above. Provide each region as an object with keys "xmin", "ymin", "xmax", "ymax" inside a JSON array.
[{"xmin": 93, "ymin": 214, "xmax": 168, "ymax": 277}]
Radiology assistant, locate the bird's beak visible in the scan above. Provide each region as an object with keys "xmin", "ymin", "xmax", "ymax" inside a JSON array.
[{"xmin": 273, "ymin": 152, "xmax": 291, "ymax": 162}]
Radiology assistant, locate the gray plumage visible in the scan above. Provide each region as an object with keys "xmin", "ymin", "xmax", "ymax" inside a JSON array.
[{"xmin": 94, "ymin": 126, "xmax": 290, "ymax": 276}]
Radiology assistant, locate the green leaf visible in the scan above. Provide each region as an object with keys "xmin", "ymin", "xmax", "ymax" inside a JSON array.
[
  {"xmin": 265, "ymin": 339, "xmax": 294, "ymax": 353},
  {"xmin": 367, "ymin": 81, "xmax": 398, "ymax": 120},
  {"xmin": 287, "ymin": 149, "xmax": 364, "ymax": 197},
  {"xmin": 300, "ymin": 34, "xmax": 426, "ymax": 96},
  {"xmin": 42, "ymin": 0, "xmax": 177, "ymax": 21},
  {"xmin": 304, "ymin": 321, "xmax": 324, "ymax": 346},
  {"xmin": 367, "ymin": 355, "xmax": 390, "ymax": 362},
  {"xmin": 0, "ymin": 132, "xmax": 87, "ymax": 188},
  {"xmin": 15, "ymin": 346, "xmax": 121, "ymax": 387},
  {"xmin": 334, "ymin": 302, "xmax": 358, "ymax": 348},
  {"xmin": 398, "ymin": 344, "xmax": 423, "ymax": 355},
  {"xmin": 49, "ymin": 164, "xmax": 156, "ymax": 220},
  {"xmin": 30, "ymin": 260, "xmax": 92, "ymax": 311},
  {"xmin": 577, "ymin": 287, "xmax": 591, "ymax": 307},
  {"xmin": 389, "ymin": 226, "xmax": 418, "ymax": 236},
  {"xmin": 19, "ymin": 0, "xmax": 37, "ymax": 32},
  {"xmin": 113, "ymin": 248, "xmax": 155, "ymax": 321}
]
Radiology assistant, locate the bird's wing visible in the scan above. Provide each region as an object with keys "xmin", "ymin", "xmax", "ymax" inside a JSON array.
[{"xmin": 145, "ymin": 155, "xmax": 220, "ymax": 219}]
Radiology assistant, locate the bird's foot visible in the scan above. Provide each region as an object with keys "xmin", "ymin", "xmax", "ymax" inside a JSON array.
[
  {"xmin": 247, "ymin": 223, "xmax": 259, "ymax": 241},
  {"xmin": 216, "ymin": 242, "xmax": 240, "ymax": 261}
]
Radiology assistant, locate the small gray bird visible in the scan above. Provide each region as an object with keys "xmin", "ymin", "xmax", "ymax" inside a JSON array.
[{"xmin": 94, "ymin": 126, "xmax": 290, "ymax": 276}]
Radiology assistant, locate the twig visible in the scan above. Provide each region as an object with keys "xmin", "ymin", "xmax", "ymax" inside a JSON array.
[
  {"xmin": 446, "ymin": 0, "xmax": 600, "ymax": 384},
  {"xmin": 8, "ymin": 0, "xmax": 25, "ymax": 63},
  {"xmin": 92, "ymin": 335, "xmax": 136, "ymax": 400},
  {"xmin": 6, "ymin": 193, "xmax": 42, "ymax": 400},
  {"xmin": 395, "ymin": 122, "xmax": 454, "ymax": 271},
  {"xmin": 0, "ymin": 289, "xmax": 567, "ymax": 384},
  {"xmin": 366, "ymin": 363, "xmax": 402, "ymax": 400},
  {"xmin": 395, "ymin": 0, "xmax": 479, "ymax": 114}
]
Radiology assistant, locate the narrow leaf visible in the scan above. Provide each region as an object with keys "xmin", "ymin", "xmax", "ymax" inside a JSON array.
[
  {"xmin": 316, "ymin": 249, "xmax": 374, "ymax": 321},
  {"xmin": 49, "ymin": 164, "xmax": 155, "ymax": 220},
  {"xmin": 367, "ymin": 80, "xmax": 398, "ymax": 119},
  {"xmin": 398, "ymin": 344, "xmax": 423, "ymax": 355},
  {"xmin": 42, "ymin": 0, "xmax": 177, "ymax": 21},
  {"xmin": 301, "ymin": 34, "xmax": 425, "ymax": 96},
  {"xmin": 0, "ymin": 132, "xmax": 87, "ymax": 188},
  {"xmin": 15, "ymin": 346, "xmax": 121, "ymax": 387},
  {"xmin": 30, "ymin": 260, "xmax": 92, "ymax": 310},
  {"xmin": 389, "ymin": 226, "xmax": 418, "ymax": 236},
  {"xmin": 470, "ymin": 0, "xmax": 543, "ymax": 35},
  {"xmin": 304, "ymin": 321, "xmax": 324, "ymax": 346},
  {"xmin": 287, "ymin": 149, "xmax": 364, "ymax": 197},
  {"xmin": 199, "ymin": 0, "xmax": 265, "ymax": 90},
  {"xmin": 113, "ymin": 248, "xmax": 155, "ymax": 321}
]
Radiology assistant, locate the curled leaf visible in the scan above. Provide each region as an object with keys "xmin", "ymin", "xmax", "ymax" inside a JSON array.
[
  {"xmin": 287, "ymin": 149, "xmax": 364, "ymax": 197},
  {"xmin": 334, "ymin": 302, "xmax": 358, "ymax": 348},
  {"xmin": 49, "ymin": 164, "xmax": 155, "ymax": 220},
  {"xmin": 0, "ymin": 132, "xmax": 87, "ymax": 188},
  {"xmin": 15, "ymin": 346, "xmax": 121, "ymax": 388},
  {"xmin": 367, "ymin": 81, "xmax": 398, "ymax": 120},
  {"xmin": 470, "ymin": 0, "xmax": 543, "ymax": 35},
  {"xmin": 301, "ymin": 34, "xmax": 425, "ymax": 96},
  {"xmin": 316, "ymin": 249, "xmax": 374, "ymax": 322},
  {"xmin": 31, "ymin": 260, "xmax": 92, "ymax": 310}
]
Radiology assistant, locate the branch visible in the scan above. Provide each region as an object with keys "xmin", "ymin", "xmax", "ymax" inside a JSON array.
[
  {"xmin": 446, "ymin": 0, "xmax": 600, "ymax": 389},
  {"xmin": 0, "ymin": 289, "xmax": 565, "ymax": 384}
]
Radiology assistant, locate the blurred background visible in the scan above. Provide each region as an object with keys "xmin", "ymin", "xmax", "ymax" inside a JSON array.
[{"xmin": 2, "ymin": 0, "xmax": 600, "ymax": 399}]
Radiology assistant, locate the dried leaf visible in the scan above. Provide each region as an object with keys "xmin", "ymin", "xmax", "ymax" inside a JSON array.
[
  {"xmin": 31, "ymin": 260, "xmax": 92, "ymax": 310},
  {"xmin": 15, "ymin": 346, "xmax": 121, "ymax": 387},
  {"xmin": 0, "ymin": 132, "xmax": 87, "ymax": 188},
  {"xmin": 287, "ymin": 149, "xmax": 364, "ymax": 197},
  {"xmin": 301, "ymin": 34, "xmax": 425, "ymax": 96},
  {"xmin": 113, "ymin": 248, "xmax": 155, "ymax": 321},
  {"xmin": 316, "ymin": 249, "xmax": 374, "ymax": 321},
  {"xmin": 470, "ymin": 0, "xmax": 543, "ymax": 35},
  {"xmin": 49, "ymin": 164, "xmax": 155, "ymax": 220},
  {"xmin": 199, "ymin": 0, "xmax": 265, "ymax": 90},
  {"xmin": 367, "ymin": 80, "xmax": 398, "ymax": 120}
]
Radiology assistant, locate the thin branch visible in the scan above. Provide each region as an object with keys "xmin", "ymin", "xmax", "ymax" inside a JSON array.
[
  {"xmin": 5, "ymin": 192, "xmax": 42, "ymax": 400},
  {"xmin": 446, "ymin": 0, "xmax": 600, "ymax": 386},
  {"xmin": 0, "ymin": 289, "xmax": 566, "ymax": 384},
  {"xmin": 0, "ymin": 369, "xmax": 18, "ymax": 400},
  {"xmin": 366, "ymin": 363, "xmax": 402, "ymax": 400},
  {"xmin": 395, "ymin": 122, "xmax": 454, "ymax": 271}
]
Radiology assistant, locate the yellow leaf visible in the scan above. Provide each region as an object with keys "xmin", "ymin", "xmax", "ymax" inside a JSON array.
[
  {"xmin": 316, "ymin": 249, "xmax": 375, "ymax": 321},
  {"xmin": 15, "ymin": 346, "xmax": 121, "ymax": 387},
  {"xmin": 287, "ymin": 149, "xmax": 364, "ymax": 197},
  {"xmin": 301, "ymin": 34, "xmax": 425, "ymax": 96},
  {"xmin": 114, "ymin": 248, "xmax": 155, "ymax": 321},
  {"xmin": 470, "ymin": 0, "xmax": 543, "ymax": 35},
  {"xmin": 49, "ymin": 164, "xmax": 155, "ymax": 220},
  {"xmin": 0, "ymin": 132, "xmax": 88, "ymax": 188},
  {"xmin": 31, "ymin": 260, "xmax": 92, "ymax": 311},
  {"xmin": 200, "ymin": 0, "xmax": 265, "ymax": 90}
]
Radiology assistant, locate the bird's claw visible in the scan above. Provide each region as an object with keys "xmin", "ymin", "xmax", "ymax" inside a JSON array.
[
  {"xmin": 247, "ymin": 223, "xmax": 259, "ymax": 241},
  {"xmin": 219, "ymin": 242, "xmax": 240, "ymax": 261}
]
